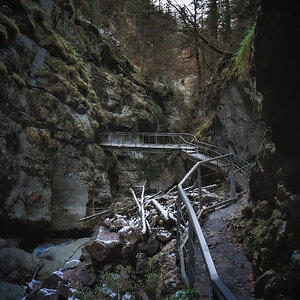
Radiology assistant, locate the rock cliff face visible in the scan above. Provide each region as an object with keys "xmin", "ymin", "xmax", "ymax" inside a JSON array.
[
  {"xmin": 242, "ymin": 1, "xmax": 300, "ymax": 298},
  {"xmin": 0, "ymin": 0, "xmax": 171, "ymax": 234},
  {"xmin": 196, "ymin": 77, "xmax": 265, "ymax": 162},
  {"xmin": 214, "ymin": 78, "xmax": 265, "ymax": 161}
]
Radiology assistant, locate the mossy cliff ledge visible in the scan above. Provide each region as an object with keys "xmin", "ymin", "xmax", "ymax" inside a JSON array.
[{"xmin": 0, "ymin": 0, "xmax": 170, "ymax": 234}]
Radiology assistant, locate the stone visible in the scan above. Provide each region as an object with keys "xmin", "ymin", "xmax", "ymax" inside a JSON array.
[
  {"xmin": 63, "ymin": 259, "xmax": 80, "ymax": 270},
  {"xmin": 114, "ymin": 217, "xmax": 128, "ymax": 229},
  {"xmin": 40, "ymin": 272, "xmax": 63, "ymax": 290},
  {"xmin": 137, "ymin": 235, "xmax": 160, "ymax": 256},
  {"xmin": 63, "ymin": 261, "xmax": 96, "ymax": 289},
  {"xmin": 27, "ymin": 287, "xmax": 58, "ymax": 300},
  {"xmin": 0, "ymin": 248, "xmax": 40, "ymax": 284},
  {"xmin": 122, "ymin": 292, "xmax": 136, "ymax": 300},
  {"xmin": 291, "ymin": 250, "xmax": 300, "ymax": 268},
  {"xmin": 104, "ymin": 218, "xmax": 113, "ymax": 228},
  {"xmin": 0, "ymin": 282, "xmax": 24, "ymax": 300},
  {"xmin": 38, "ymin": 259, "xmax": 64, "ymax": 281},
  {"xmin": 85, "ymin": 226, "xmax": 122, "ymax": 263},
  {"xmin": 157, "ymin": 230, "xmax": 172, "ymax": 243},
  {"xmin": 216, "ymin": 79, "xmax": 265, "ymax": 161},
  {"xmin": 136, "ymin": 258, "xmax": 148, "ymax": 276}
]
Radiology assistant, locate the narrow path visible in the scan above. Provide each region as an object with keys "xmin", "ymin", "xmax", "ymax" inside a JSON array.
[
  {"xmin": 99, "ymin": 132, "xmax": 254, "ymax": 299},
  {"xmin": 200, "ymin": 201, "xmax": 257, "ymax": 299}
]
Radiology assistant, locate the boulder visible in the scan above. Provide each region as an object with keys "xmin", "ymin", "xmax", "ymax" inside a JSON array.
[
  {"xmin": 0, "ymin": 282, "xmax": 24, "ymax": 300},
  {"xmin": 63, "ymin": 261, "xmax": 96, "ymax": 289},
  {"xmin": 85, "ymin": 226, "xmax": 122, "ymax": 263},
  {"xmin": 137, "ymin": 235, "xmax": 160, "ymax": 256},
  {"xmin": 0, "ymin": 248, "xmax": 40, "ymax": 284}
]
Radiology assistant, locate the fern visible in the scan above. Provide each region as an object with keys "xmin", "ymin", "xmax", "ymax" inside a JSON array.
[{"xmin": 234, "ymin": 22, "xmax": 256, "ymax": 77}]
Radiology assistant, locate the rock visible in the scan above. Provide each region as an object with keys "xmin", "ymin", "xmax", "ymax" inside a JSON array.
[
  {"xmin": 122, "ymin": 292, "xmax": 136, "ymax": 300},
  {"xmin": 0, "ymin": 282, "xmax": 24, "ymax": 300},
  {"xmin": 0, "ymin": 239, "xmax": 5, "ymax": 248},
  {"xmin": 27, "ymin": 270, "xmax": 72, "ymax": 299},
  {"xmin": 136, "ymin": 257, "xmax": 148, "ymax": 276},
  {"xmin": 40, "ymin": 272, "xmax": 63, "ymax": 290},
  {"xmin": 157, "ymin": 230, "xmax": 172, "ymax": 243},
  {"xmin": 85, "ymin": 226, "xmax": 122, "ymax": 263},
  {"xmin": 215, "ymin": 79, "xmax": 265, "ymax": 161},
  {"xmin": 137, "ymin": 235, "xmax": 160, "ymax": 256},
  {"xmin": 38, "ymin": 259, "xmax": 64, "ymax": 280},
  {"xmin": 63, "ymin": 261, "xmax": 96, "ymax": 289},
  {"xmin": 254, "ymin": 269, "xmax": 277, "ymax": 298},
  {"xmin": 118, "ymin": 226, "xmax": 140, "ymax": 245},
  {"xmin": 152, "ymin": 239, "xmax": 181, "ymax": 296},
  {"xmin": 0, "ymin": 248, "xmax": 40, "ymax": 284},
  {"xmin": 63, "ymin": 259, "xmax": 80, "ymax": 270},
  {"xmin": 27, "ymin": 287, "xmax": 58, "ymax": 300},
  {"xmin": 104, "ymin": 218, "xmax": 113, "ymax": 228},
  {"xmin": 291, "ymin": 250, "xmax": 300, "ymax": 268},
  {"xmin": 114, "ymin": 217, "xmax": 128, "ymax": 229}
]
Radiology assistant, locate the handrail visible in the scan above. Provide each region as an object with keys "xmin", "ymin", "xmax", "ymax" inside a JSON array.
[
  {"xmin": 98, "ymin": 132, "xmax": 250, "ymax": 299},
  {"xmin": 177, "ymin": 154, "xmax": 238, "ymax": 300}
]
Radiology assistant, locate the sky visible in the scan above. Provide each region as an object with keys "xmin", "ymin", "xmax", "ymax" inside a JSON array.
[{"xmin": 157, "ymin": 0, "xmax": 192, "ymax": 8}]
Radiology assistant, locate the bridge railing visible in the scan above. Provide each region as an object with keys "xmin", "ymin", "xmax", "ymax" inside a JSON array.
[
  {"xmin": 98, "ymin": 131, "xmax": 252, "ymax": 188},
  {"xmin": 99, "ymin": 132, "xmax": 196, "ymax": 145}
]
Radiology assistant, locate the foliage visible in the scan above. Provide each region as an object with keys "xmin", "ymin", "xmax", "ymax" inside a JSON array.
[
  {"xmin": 0, "ymin": 12, "xmax": 20, "ymax": 40},
  {"xmin": 12, "ymin": 72, "xmax": 26, "ymax": 88},
  {"xmin": 0, "ymin": 62, "xmax": 7, "ymax": 77},
  {"xmin": 173, "ymin": 287, "xmax": 199, "ymax": 300},
  {"xmin": 0, "ymin": 24, "xmax": 8, "ymax": 45},
  {"xmin": 234, "ymin": 22, "xmax": 256, "ymax": 77},
  {"xmin": 252, "ymin": 218, "xmax": 268, "ymax": 237}
]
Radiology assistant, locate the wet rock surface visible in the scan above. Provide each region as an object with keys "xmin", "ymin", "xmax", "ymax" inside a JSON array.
[
  {"xmin": 0, "ymin": 0, "xmax": 172, "ymax": 235},
  {"xmin": 194, "ymin": 199, "xmax": 258, "ymax": 300}
]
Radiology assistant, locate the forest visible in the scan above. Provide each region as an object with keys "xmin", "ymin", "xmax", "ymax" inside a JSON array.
[{"xmin": 0, "ymin": 0, "xmax": 299, "ymax": 299}]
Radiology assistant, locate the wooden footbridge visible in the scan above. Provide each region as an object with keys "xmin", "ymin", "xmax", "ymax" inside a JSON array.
[{"xmin": 99, "ymin": 132, "xmax": 251, "ymax": 300}]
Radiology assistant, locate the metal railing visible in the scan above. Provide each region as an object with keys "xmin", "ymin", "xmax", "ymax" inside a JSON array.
[
  {"xmin": 98, "ymin": 132, "xmax": 251, "ymax": 175},
  {"xmin": 98, "ymin": 132, "xmax": 250, "ymax": 299},
  {"xmin": 177, "ymin": 153, "xmax": 239, "ymax": 300}
]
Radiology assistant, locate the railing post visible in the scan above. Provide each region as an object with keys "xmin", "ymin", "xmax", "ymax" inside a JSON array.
[
  {"xmin": 176, "ymin": 194, "xmax": 181, "ymax": 254},
  {"xmin": 188, "ymin": 218, "xmax": 195, "ymax": 288},
  {"xmin": 197, "ymin": 165, "xmax": 202, "ymax": 209},
  {"xmin": 230, "ymin": 155, "xmax": 236, "ymax": 198}
]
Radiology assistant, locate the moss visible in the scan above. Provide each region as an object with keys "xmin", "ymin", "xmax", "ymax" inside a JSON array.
[
  {"xmin": 90, "ymin": 120, "xmax": 99, "ymax": 130},
  {"xmin": 12, "ymin": 72, "xmax": 26, "ymax": 88},
  {"xmin": 234, "ymin": 23, "xmax": 256, "ymax": 77},
  {"xmin": 56, "ymin": 0, "xmax": 75, "ymax": 18},
  {"xmin": 29, "ymin": 5, "xmax": 44, "ymax": 23},
  {"xmin": 24, "ymin": 127, "xmax": 52, "ymax": 148},
  {"xmin": 0, "ymin": 62, "xmax": 7, "ymax": 77},
  {"xmin": 44, "ymin": 31, "xmax": 77, "ymax": 64},
  {"xmin": 195, "ymin": 113, "xmax": 216, "ymax": 140},
  {"xmin": 0, "ymin": 24, "xmax": 8, "ymax": 46},
  {"xmin": 0, "ymin": 13, "xmax": 20, "ymax": 40},
  {"xmin": 252, "ymin": 218, "xmax": 268, "ymax": 238}
]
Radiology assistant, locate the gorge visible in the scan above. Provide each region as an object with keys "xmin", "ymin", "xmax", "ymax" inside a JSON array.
[{"xmin": 0, "ymin": 0, "xmax": 299, "ymax": 299}]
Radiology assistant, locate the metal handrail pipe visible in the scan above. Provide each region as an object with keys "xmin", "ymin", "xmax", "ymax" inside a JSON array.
[
  {"xmin": 178, "ymin": 186, "xmax": 238, "ymax": 300},
  {"xmin": 179, "ymin": 153, "xmax": 233, "ymax": 186}
]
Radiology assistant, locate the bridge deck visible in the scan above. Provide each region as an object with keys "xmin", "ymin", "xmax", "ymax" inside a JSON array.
[{"xmin": 100, "ymin": 142, "xmax": 196, "ymax": 152}]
